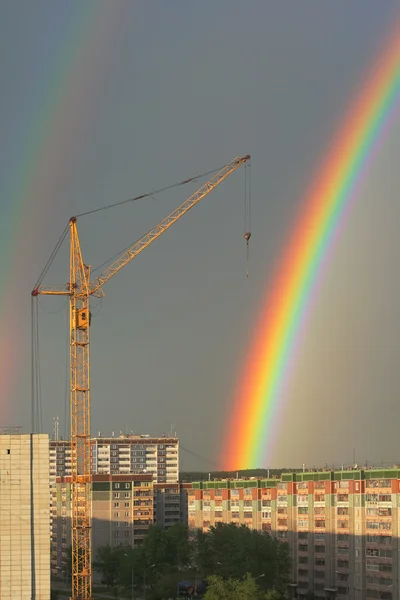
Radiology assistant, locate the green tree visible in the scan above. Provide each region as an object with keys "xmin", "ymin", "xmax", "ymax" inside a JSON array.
[
  {"xmin": 264, "ymin": 589, "xmax": 285, "ymax": 600},
  {"xmin": 165, "ymin": 523, "xmax": 192, "ymax": 569},
  {"xmin": 93, "ymin": 545, "xmax": 123, "ymax": 588},
  {"xmin": 204, "ymin": 574, "xmax": 261, "ymax": 600},
  {"xmin": 195, "ymin": 523, "xmax": 290, "ymax": 591},
  {"xmin": 119, "ymin": 523, "xmax": 192, "ymax": 589}
]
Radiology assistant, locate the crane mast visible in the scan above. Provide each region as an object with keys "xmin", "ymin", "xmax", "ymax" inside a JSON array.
[
  {"xmin": 69, "ymin": 219, "xmax": 92, "ymax": 600},
  {"xmin": 32, "ymin": 154, "xmax": 250, "ymax": 600}
]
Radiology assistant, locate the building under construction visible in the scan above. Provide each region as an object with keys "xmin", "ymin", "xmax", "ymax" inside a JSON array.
[{"xmin": 0, "ymin": 433, "xmax": 50, "ymax": 600}]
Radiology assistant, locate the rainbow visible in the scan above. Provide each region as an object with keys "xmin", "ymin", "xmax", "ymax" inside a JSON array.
[
  {"xmin": 223, "ymin": 21, "xmax": 400, "ymax": 469},
  {"xmin": 0, "ymin": 4, "xmax": 119, "ymax": 424}
]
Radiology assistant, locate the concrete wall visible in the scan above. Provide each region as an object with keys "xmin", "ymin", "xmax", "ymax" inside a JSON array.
[{"xmin": 0, "ymin": 434, "xmax": 50, "ymax": 600}]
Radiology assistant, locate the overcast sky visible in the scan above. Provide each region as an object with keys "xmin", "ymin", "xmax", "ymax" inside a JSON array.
[{"xmin": 0, "ymin": 1, "xmax": 399, "ymax": 471}]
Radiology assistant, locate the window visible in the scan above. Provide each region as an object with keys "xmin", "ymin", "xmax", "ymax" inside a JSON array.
[
  {"xmin": 337, "ymin": 507, "xmax": 349, "ymax": 515},
  {"xmin": 125, "ymin": 502, "xmax": 130, "ymax": 508},
  {"xmin": 114, "ymin": 512, "xmax": 119, "ymax": 518},
  {"xmin": 337, "ymin": 494, "xmax": 349, "ymax": 502},
  {"xmin": 298, "ymin": 520, "xmax": 308, "ymax": 528},
  {"xmin": 115, "ymin": 522, "xmax": 120, "ymax": 528},
  {"xmin": 114, "ymin": 502, "xmax": 120, "ymax": 508},
  {"xmin": 114, "ymin": 493, "xmax": 120, "ymax": 498},
  {"xmin": 366, "ymin": 493, "xmax": 379, "ymax": 502},
  {"xmin": 379, "ymin": 494, "xmax": 392, "ymax": 502},
  {"xmin": 337, "ymin": 560, "xmax": 349, "ymax": 569},
  {"xmin": 115, "ymin": 483, "xmax": 120, "ymax": 489},
  {"xmin": 125, "ymin": 483, "xmax": 130, "ymax": 489},
  {"xmin": 125, "ymin": 512, "xmax": 130, "ymax": 517},
  {"xmin": 277, "ymin": 530, "xmax": 288, "ymax": 538},
  {"xmin": 125, "ymin": 492, "xmax": 130, "ymax": 498},
  {"xmin": 366, "ymin": 479, "xmax": 391, "ymax": 488}
]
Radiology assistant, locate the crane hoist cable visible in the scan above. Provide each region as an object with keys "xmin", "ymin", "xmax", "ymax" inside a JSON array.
[
  {"xmin": 244, "ymin": 161, "xmax": 252, "ymax": 278},
  {"xmin": 30, "ymin": 296, "xmax": 43, "ymax": 433}
]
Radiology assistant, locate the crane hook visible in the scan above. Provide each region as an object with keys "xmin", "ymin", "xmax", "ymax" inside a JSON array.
[{"xmin": 244, "ymin": 232, "xmax": 251, "ymax": 279}]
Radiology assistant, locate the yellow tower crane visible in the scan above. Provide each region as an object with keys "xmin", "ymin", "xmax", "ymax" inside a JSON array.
[{"xmin": 32, "ymin": 154, "xmax": 250, "ymax": 600}]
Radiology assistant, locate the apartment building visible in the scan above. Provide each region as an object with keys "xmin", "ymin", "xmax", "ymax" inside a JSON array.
[
  {"xmin": 0, "ymin": 433, "xmax": 50, "ymax": 600},
  {"xmin": 49, "ymin": 438, "xmax": 71, "ymax": 486},
  {"xmin": 153, "ymin": 482, "xmax": 190, "ymax": 528},
  {"xmin": 49, "ymin": 434, "xmax": 179, "ymax": 484},
  {"xmin": 51, "ymin": 473, "xmax": 153, "ymax": 574},
  {"xmin": 188, "ymin": 469, "xmax": 400, "ymax": 600}
]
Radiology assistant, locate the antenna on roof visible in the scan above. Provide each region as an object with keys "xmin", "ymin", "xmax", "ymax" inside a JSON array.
[{"xmin": 53, "ymin": 417, "xmax": 59, "ymax": 441}]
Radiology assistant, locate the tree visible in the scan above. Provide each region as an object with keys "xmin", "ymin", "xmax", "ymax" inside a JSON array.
[
  {"xmin": 93, "ymin": 545, "xmax": 123, "ymax": 588},
  {"xmin": 118, "ymin": 524, "xmax": 193, "ymax": 596},
  {"xmin": 195, "ymin": 523, "xmax": 290, "ymax": 592},
  {"xmin": 95, "ymin": 522, "xmax": 290, "ymax": 597},
  {"xmin": 204, "ymin": 574, "xmax": 261, "ymax": 600},
  {"xmin": 164, "ymin": 523, "xmax": 192, "ymax": 569},
  {"xmin": 264, "ymin": 589, "xmax": 285, "ymax": 600}
]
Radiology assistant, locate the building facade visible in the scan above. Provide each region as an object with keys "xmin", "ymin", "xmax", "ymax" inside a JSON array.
[
  {"xmin": 51, "ymin": 473, "xmax": 154, "ymax": 574},
  {"xmin": 50, "ymin": 434, "xmax": 179, "ymax": 484},
  {"xmin": 188, "ymin": 469, "xmax": 400, "ymax": 600},
  {"xmin": 153, "ymin": 482, "xmax": 190, "ymax": 528},
  {"xmin": 0, "ymin": 433, "xmax": 50, "ymax": 600}
]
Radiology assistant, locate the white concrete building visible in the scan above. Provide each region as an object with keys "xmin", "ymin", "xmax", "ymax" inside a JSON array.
[
  {"xmin": 0, "ymin": 433, "xmax": 50, "ymax": 600},
  {"xmin": 50, "ymin": 434, "xmax": 179, "ymax": 484}
]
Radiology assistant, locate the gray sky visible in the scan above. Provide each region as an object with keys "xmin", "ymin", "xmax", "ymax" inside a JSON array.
[{"xmin": 0, "ymin": 1, "xmax": 399, "ymax": 470}]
